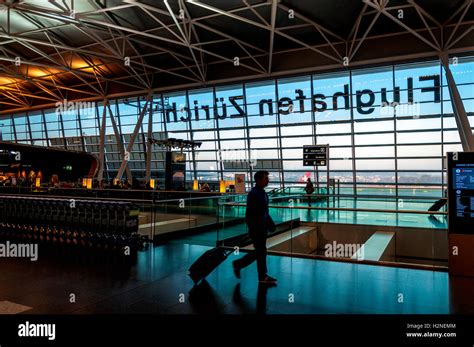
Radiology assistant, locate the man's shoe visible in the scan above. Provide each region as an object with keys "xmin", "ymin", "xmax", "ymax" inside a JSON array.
[
  {"xmin": 258, "ymin": 275, "xmax": 277, "ymax": 284},
  {"xmin": 232, "ymin": 261, "xmax": 241, "ymax": 279},
  {"xmin": 258, "ymin": 281, "xmax": 277, "ymax": 288}
]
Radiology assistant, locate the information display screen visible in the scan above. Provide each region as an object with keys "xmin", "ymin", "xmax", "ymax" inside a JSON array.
[
  {"xmin": 453, "ymin": 167, "xmax": 474, "ymax": 218},
  {"xmin": 448, "ymin": 152, "xmax": 474, "ymax": 234}
]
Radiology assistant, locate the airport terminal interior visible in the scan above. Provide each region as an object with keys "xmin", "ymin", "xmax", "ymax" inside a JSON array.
[{"xmin": 0, "ymin": 0, "xmax": 473, "ymax": 315}]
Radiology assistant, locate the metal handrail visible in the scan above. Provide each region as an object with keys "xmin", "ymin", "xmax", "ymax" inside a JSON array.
[
  {"xmin": 223, "ymin": 202, "xmax": 448, "ymax": 215},
  {"xmin": 0, "ymin": 192, "xmax": 243, "ymax": 204},
  {"xmin": 270, "ymin": 192, "xmax": 446, "ymax": 201},
  {"xmin": 155, "ymin": 195, "xmax": 245, "ymax": 204},
  {"xmin": 266, "ymin": 187, "xmax": 282, "ymax": 196},
  {"xmin": 0, "ymin": 186, "xmax": 224, "ymax": 195},
  {"xmin": 0, "ymin": 186, "xmax": 445, "ymax": 205},
  {"xmin": 0, "ymin": 192, "xmax": 157, "ymax": 204}
]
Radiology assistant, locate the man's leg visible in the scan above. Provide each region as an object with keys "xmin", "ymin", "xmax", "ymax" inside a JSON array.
[
  {"xmin": 233, "ymin": 234, "xmax": 266, "ymax": 276},
  {"xmin": 253, "ymin": 235, "xmax": 267, "ymax": 280},
  {"xmin": 234, "ymin": 250, "xmax": 256, "ymax": 270}
]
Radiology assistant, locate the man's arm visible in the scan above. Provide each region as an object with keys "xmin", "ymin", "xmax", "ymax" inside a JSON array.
[{"xmin": 266, "ymin": 214, "xmax": 276, "ymax": 233}]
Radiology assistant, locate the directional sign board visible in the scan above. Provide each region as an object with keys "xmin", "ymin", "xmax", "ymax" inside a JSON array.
[{"xmin": 303, "ymin": 145, "xmax": 329, "ymax": 166}]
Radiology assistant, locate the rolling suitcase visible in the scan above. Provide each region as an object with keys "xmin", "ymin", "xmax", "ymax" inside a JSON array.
[{"xmin": 188, "ymin": 247, "xmax": 232, "ymax": 284}]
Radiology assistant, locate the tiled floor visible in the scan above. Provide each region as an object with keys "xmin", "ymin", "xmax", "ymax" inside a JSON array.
[
  {"xmin": 0, "ymin": 301, "xmax": 32, "ymax": 314},
  {"xmin": 0, "ymin": 243, "xmax": 471, "ymax": 314}
]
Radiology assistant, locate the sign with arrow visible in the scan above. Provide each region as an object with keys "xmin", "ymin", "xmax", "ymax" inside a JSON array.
[{"xmin": 303, "ymin": 145, "xmax": 329, "ymax": 166}]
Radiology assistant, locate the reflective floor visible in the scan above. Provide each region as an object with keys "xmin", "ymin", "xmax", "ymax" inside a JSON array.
[{"xmin": 0, "ymin": 243, "xmax": 471, "ymax": 314}]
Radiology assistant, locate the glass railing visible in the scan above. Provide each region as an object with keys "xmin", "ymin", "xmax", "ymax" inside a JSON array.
[
  {"xmin": 267, "ymin": 185, "xmax": 444, "ymax": 199},
  {"xmin": 0, "ymin": 185, "xmax": 449, "ymax": 269},
  {"xmin": 149, "ymin": 195, "xmax": 225, "ymax": 245},
  {"xmin": 217, "ymin": 194, "xmax": 448, "ymax": 270},
  {"xmin": 0, "ymin": 184, "xmax": 443, "ymax": 201},
  {"xmin": 0, "ymin": 187, "xmax": 230, "ymax": 246},
  {"xmin": 0, "ymin": 185, "xmax": 227, "ymax": 201}
]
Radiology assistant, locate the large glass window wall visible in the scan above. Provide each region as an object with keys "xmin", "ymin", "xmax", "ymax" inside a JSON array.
[{"xmin": 1, "ymin": 57, "xmax": 473, "ymax": 195}]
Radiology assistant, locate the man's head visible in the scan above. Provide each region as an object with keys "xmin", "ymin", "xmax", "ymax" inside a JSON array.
[{"xmin": 254, "ymin": 170, "xmax": 269, "ymax": 188}]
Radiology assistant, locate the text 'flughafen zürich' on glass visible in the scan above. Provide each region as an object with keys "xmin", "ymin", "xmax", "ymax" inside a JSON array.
[{"xmin": 164, "ymin": 75, "xmax": 440, "ymax": 123}]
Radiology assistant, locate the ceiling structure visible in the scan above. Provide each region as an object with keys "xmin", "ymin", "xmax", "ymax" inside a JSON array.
[{"xmin": 0, "ymin": 0, "xmax": 472, "ymax": 115}]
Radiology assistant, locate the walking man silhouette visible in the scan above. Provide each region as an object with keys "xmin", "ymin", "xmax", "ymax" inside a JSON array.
[{"xmin": 232, "ymin": 170, "xmax": 277, "ymax": 284}]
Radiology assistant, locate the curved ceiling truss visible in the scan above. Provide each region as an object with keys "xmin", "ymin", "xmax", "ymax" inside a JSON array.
[{"xmin": 0, "ymin": 0, "xmax": 472, "ymax": 114}]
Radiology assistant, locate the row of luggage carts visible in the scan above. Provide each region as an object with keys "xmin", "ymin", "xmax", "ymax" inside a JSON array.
[{"xmin": 0, "ymin": 195, "xmax": 146, "ymax": 257}]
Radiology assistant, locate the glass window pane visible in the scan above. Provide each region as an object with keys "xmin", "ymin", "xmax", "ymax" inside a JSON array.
[
  {"xmin": 354, "ymin": 120, "xmax": 394, "ymax": 133},
  {"xmin": 355, "ymin": 133, "xmax": 394, "ymax": 145},
  {"xmin": 397, "ymin": 131, "xmax": 441, "ymax": 144},
  {"xmin": 398, "ymin": 144, "xmax": 441, "ymax": 157},
  {"xmin": 356, "ymin": 159, "xmax": 395, "ymax": 170},
  {"xmin": 355, "ymin": 146, "xmax": 394, "ymax": 158},
  {"xmin": 397, "ymin": 158, "xmax": 442, "ymax": 170},
  {"xmin": 317, "ymin": 122, "xmax": 351, "ymax": 134},
  {"xmin": 313, "ymin": 71, "xmax": 351, "ymax": 122}
]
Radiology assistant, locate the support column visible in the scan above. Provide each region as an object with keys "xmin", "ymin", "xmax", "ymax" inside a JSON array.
[
  {"xmin": 97, "ymin": 99, "xmax": 108, "ymax": 181},
  {"xmin": 107, "ymin": 103, "xmax": 132, "ymax": 183},
  {"xmin": 115, "ymin": 94, "xmax": 151, "ymax": 180},
  {"xmin": 440, "ymin": 52, "xmax": 474, "ymax": 152},
  {"xmin": 145, "ymin": 95, "xmax": 154, "ymax": 182}
]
